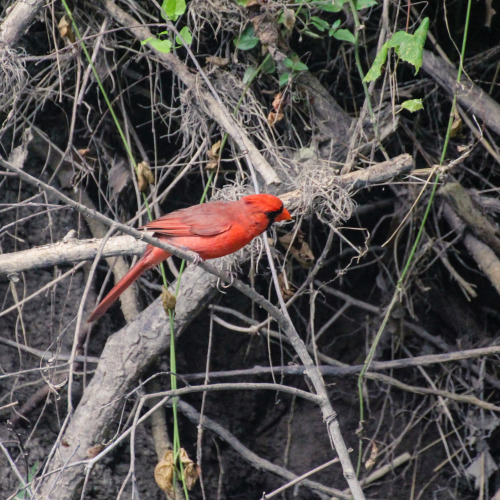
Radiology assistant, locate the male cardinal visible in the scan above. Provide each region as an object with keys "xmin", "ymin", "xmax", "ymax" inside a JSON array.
[{"xmin": 88, "ymin": 194, "xmax": 291, "ymax": 322}]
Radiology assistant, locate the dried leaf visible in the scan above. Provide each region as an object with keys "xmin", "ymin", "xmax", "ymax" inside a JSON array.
[
  {"xmin": 267, "ymin": 111, "xmax": 284, "ymax": 127},
  {"xmin": 282, "ymin": 8, "xmax": 296, "ymax": 31},
  {"xmin": 58, "ymin": 15, "xmax": 75, "ymax": 43},
  {"xmin": 162, "ymin": 286, "xmax": 177, "ymax": 312},
  {"xmin": 464, "ymin": 450, "xmax": 498, "ymax": 489},
  {"xmin": 245, "ymin": 0, "xmax": 262, "ymax": 8},
  {"xmin": 206, "ymin": 160, "xmax": 219, "ymax": 170},
  {"xmin": 179, "ymin": 448, "xmax": 201, "ymax": 490},
  {"xmin": 279, "ymin": 230, "xmax": 315, "ymax": 267},
  {"xmin": 449, "ymin": 109, "xmax": 462, "ymax": 138},
  {"xmin": 154, "ymin": 448, "xmax": 200, "ymax": 494},
  {"xmin": 277, "ymin": 272, "xmax": 295, "ymax": 299},
  {"xmin": 154, "ymin": 450, "xmax": 174, "ymax": 493},
  {"xmin": 365, "ymin": 442, "xmax": 378, "ymax": 471},
  {"xmin": 206, "ymin": 140, "xmax": 221, "ymax": 170},
  {"xmin": 137, "ymin": 161, "xmax": 155, "ymax": 193},
  {"xmin": 206, "ymin": 56, "xmax": 230, "ymax": 67},
  {"xmin": 208, "ymin": 140, "xmax": 221, "ymax": 158},
  {"xmin": 251, "ymin": 12, "xmax": 280, "ymax": 47},
  {"xmin": 272, "ymin": 92, "xmax": 284, "ymax": 112}
]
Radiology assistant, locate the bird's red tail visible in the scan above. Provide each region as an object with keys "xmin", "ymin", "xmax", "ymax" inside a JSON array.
[
  {"xmin": 87, "ymin": 258, "xmax": 148, "ymax": 323},
  {"xmin": 88, "ymin": 243, "xmax": 172, "ymax": 322}
]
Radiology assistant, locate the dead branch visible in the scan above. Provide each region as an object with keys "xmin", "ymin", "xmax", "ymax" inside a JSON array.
[
  {"xmin": 461, "ymin": 233, "xmax": 500, "ymax": 297},
  {"xmin": 182, "ymin": 345, "xmax": 500, "ymax": 381},
  {"xmin": 440, "ymin": 182, "xmax": 500, "ymax": 254},
  {"xmin": 0, "ymin": 0, "xmax": 45, "ymax": 47},
  {"xmin": 365, "ymin": 372, "xmax": 500, "ymax": 413},
  {"xmin": 441, "ymin": 194, "xmax": 500, "ymax": 296},
  {"xmin": 0, "ymin": 234, "xmax": 145, "ymax": 275},
  {"xmin": 340, "ymin": 153, "xmax": 413, "ymax": 191},
  {"xmin": 422, "ymin": 49, "xmax": 500, "ymax": 136}
]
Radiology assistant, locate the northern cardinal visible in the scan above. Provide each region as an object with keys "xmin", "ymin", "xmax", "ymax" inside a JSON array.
[{"xmin": 88, "ymin": 194, "xmax": 291, "ymax": 322}]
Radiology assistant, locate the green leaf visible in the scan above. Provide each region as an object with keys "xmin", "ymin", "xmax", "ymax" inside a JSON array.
[
  {"xmin": 243, "ymin": 66, "xmax": 258, "ymax": 84},
  {"xmin": 143, "ymin": 37, "xmax": 173, "ymax": 54},
  {"xmin": 387, "ymin": 30, "xmax": 408, "ymax": 48},
  {"xmin": 15, "ymin": 462, "xmax": 39, "ymax": 499},
  {"xmin": 414, "ymin": 17, "xmax": 430, "ymax": 47},
  {"xmin": 310, "ymin": 16, "xmax": 330, "ymax": 32},
  {"xmin": 292, "ymin": 60, "xmax": 308, "ymax": 71},
  {"xmin": 333, "ymin": 28, "xmax": 356, "ymax": 43},
  {"xmin": 410, "ymin": 17, "xmax": 429, "ymax": 72},
  {"xmin": 330, "ymin": 19, "xmax": 341, "ymax": 31},
  {"xmin": 318, "ymin": 0, "xmax": 348, "ymax": 12},
  {"xmin": 400, "ymin": 99, "xmax": 424, "ymax": 112},
  {"xmin": 389, "ymin": 18, "xmax": 428, "ymax": 73},
  {"xmin": 363, "ymin": 17, "xmax": 429, "ymax": 82},
  {"xmin": 284, "ymin": 57, "xmax": 308, "ymax": 72},
  {"xmin": 235, "ymin": 25, "xmax": 260, "ymax": 50},
  {"xmin": 279, "ymin": 72, "xmax": 290, "ymax": 87},
  {"xmin": 261, "ymin": 56, "xmax": 276, "ymax": 74},
  {"xmin": 303, "ymin": 29, "xmax": 322, "ymax": 39},
  {"xmin": 355, "ymin": 0, "xmax": 377, "ymax": 9},
  {"xmin": 363, "ymin": 42, "xmax": 389, "ymax": 82},
  {"xmin": 161, "ymin": 0, "xmax": 186, "ymax": 21},
  {"xmin": 175, "ymin": 26, "xmax": 192, "ymax": 45}
]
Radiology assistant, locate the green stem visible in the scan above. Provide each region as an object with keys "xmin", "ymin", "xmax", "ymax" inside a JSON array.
[{"xmin": 347, "ymin": 0, "xmax": 375, "ymax": 122}]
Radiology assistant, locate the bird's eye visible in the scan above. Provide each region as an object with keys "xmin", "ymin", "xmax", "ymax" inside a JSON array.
[{"xmin": 266, "ymin": 205, "xmax": 283, "ymax": 220}]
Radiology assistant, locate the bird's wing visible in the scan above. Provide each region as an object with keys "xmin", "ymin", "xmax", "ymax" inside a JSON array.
[{"xmin": 141, "ymin": 201, "xmax": 234, "ymax": 237}]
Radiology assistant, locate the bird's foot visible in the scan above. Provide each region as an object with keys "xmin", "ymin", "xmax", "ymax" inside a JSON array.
[
  {"xmin": 191, "ymin": 253, "xmax": 202, "ymax": 267},
  {"xmin": 221, "ymin": 271, "xmax": 237, "ymax": 288},
  {"xmin": 216, "ymin": 271, "xmax": 237, "ymax": 291},
  {"xmin": 179, "ymin": 246, "xmax": 202, "ymax": 266}
]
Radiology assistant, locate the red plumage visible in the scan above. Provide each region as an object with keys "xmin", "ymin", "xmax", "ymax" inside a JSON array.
[{"xmin": 88, "ymin": 194, "xmax": 291, "ymax": 322}]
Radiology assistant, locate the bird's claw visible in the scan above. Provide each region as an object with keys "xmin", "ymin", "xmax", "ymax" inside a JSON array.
[
  {"xmin": 222, "ymin": 271, "xmax": 237, "ymax": 288},
  {"xmin": 217, "ymin": 271, "xmax": 237, "ymax": 291},
  {"xmin": 191, "ymin": 253, "xmax": 202, "ymax": 266}
]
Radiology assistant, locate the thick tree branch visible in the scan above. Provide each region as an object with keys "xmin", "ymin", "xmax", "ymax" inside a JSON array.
[{"xmin": 0, "ymin": 234, "xmax": 145, "ymax": 275}]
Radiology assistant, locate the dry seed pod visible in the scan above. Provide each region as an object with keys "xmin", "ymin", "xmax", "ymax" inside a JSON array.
[{"xmin": 137, "ymin": 161, "xmax": 155, "ymax": 192}]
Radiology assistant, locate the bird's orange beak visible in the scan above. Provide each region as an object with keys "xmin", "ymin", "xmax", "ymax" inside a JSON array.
[{"xmin": 276, "ymin": 207, "xmax": 292, "ymax": 222}]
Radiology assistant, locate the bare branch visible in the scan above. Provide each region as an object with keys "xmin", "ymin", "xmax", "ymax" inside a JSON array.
[
  {"xmin": 0, "ymin": 234, "xmax": 145, "ymax": 275},
  {"xmin": 422, "ymin": 50, "xmax": 500, "ymax": 136}
]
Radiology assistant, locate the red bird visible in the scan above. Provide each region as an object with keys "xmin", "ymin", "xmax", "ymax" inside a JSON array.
[{"xmin": 88, "ymin": 194, "xmax": 291, "ymax": 322}]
